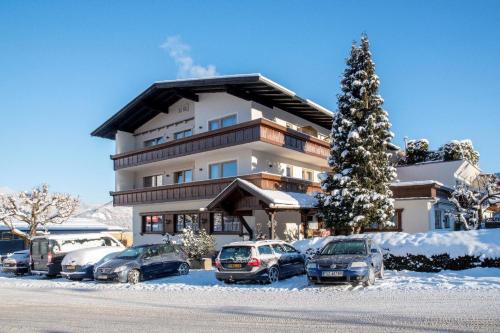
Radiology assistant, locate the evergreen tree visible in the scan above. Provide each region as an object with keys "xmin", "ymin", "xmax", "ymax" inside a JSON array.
[
  {"xmin": 441, "ymin": 139, "xmax": 479, "ymax": 165},
  {"xmin": 317, "ymin": 34, "xmax": 396, "ymax": 234},
  {"xmin": 405, "ymin": 139, "xmax": 429, "ymax": 164}
]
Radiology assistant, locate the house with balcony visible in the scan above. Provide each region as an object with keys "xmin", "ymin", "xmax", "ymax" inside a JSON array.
[
  {"xmin": 92, "ymin": 74, "xmax": 335, "ymax": 247},
  {"xmin": 92, "ymin": 74, "xmax": 474, "ymax": 247}
]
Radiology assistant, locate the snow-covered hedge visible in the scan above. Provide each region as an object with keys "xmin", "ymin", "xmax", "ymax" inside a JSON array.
[{"xmin": 292, "ymin": 229, "xmax": 500, "ymax": 272}]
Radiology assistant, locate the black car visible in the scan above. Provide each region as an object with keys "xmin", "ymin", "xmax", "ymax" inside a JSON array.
[
  {"xmin": 1, "ymin": 250, "xmax": 30, "ymax": 275},
  {"xmin": 215, "ymin": 240, "xmax": 305, "ymax": 284},
  {"xmin": 94, "ymin": 243, "xmax": 190, "ymax": 284},
  {"xmin": 306, "ymin": 237, "xmax": 384, "ymax": 286}
]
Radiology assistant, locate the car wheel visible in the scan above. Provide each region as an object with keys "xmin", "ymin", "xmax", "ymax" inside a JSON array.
[
  {"xmin": 377, "ymin": 263, "xmax": 384, "ymax": 279},
  {"xmin": 127, "ymin": 269, "xmax": 140, "ymax": 284},
  {"xmin": 364, "ymin": 267, "xmax": 375, "ymax": 287},
  {"xmin": 177, "ymin": 263, "xmax": 190, "ymax": 275},
  {"xmin": 267, "ymin": 266, "xmax": 279, "ymax": 284}
]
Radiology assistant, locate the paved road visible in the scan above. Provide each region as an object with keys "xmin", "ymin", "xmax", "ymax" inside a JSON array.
[{"xmin": 1, "ymin": 286, "xmax": 499, "ymax": 333}]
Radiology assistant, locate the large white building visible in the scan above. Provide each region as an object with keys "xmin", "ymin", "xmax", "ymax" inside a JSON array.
[{"xmin": 92, "ymin": 74, "xmax": 474, "ymax": 247}]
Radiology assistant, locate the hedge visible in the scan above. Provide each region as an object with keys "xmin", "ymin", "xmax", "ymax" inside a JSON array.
[{"xmin": 383, "ymin": 253, "xmax": 500, "ymax": 272}]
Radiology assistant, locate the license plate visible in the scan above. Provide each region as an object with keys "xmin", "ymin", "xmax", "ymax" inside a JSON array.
[
  {"xmin": 97, "ymin": 275, "xmax": 108, "ymax": 280},
  {"xmin": 322, "ymin": 271, "xmax": 343, "ymax": 277},
  {"xmin": 66, "ymin": 265, "xmax": 75, "ymax": 271},
  {"xmin": 228, "ymin": 264, "xmax": 242, "ymax": 269}
]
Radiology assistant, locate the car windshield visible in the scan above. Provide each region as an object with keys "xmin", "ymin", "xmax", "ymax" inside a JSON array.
[
  {"xmin": 320, "ymin": 241, "xmax": 367, "ymax": 256},
  {"xmin": 220, "ymin": 246, "xmax": 252, "ymax": 260},
  {"xmin": 116, "ymin": 247, "xmax": 145, "ymax": 259}
]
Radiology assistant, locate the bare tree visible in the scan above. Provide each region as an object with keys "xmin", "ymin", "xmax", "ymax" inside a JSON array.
[
  {"xmin": 0, "ymin": 184, "xmax": 79, "ymax": 245},
  {"xmin": 448, "ymin": 174, "xmax": 499, "ymax": 230}
]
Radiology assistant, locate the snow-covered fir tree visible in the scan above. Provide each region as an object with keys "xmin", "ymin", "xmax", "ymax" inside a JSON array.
[
  {"xmin": 180, "ymin": 227, "xmax": 216, "ymax": 261},
  {"xmin": 441, "ymin": 139, "xmax": 479, "ymax": 165},
  {"xmin": 405, "ymin": 139, "xmax": 429, "ymax": 164},
  {"xmin": 317, "ymin": 34, "xmax": 397, "ymax": 234}
]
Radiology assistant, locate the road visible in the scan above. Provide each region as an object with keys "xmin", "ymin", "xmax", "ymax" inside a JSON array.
[{"xmin": 1, "ymin": 286, "xmax": 499, "ymax": 333}]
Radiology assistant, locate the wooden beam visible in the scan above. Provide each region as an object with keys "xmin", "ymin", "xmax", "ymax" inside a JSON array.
[
  {"xmin": 174, "ymin": 89, "xmax": 199, "ymax": 102},
  {"xmin": 238, "ymin": 215, "xmax": 254, "ymax": 240}
]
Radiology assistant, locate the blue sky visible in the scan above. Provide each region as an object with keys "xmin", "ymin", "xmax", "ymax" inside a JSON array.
[{"xmin": 0, "ymin": 1, "xmax": 499, "ymax": 203}]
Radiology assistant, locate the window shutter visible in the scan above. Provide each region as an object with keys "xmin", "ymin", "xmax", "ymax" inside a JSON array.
[{"xmin": 165, "ymin": 214, "xmax": 174, "ymax": 235}]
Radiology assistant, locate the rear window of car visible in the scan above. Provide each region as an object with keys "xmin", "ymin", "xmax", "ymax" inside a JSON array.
[
  {"xmin": 258, "ymin": 245, "xmax": 273, "ymax": 255},
  {"xmin": 31, "ymin": 240, "xmax": 49, "ymax": 256},
  {"xmin": 220, "ymin": 246, "xmax": 252, "ymax": 260}
]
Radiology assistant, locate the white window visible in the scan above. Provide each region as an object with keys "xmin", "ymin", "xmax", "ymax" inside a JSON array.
[
  {"xmin": 174, "ymin": 169, "xmax": 193, "ymax": 184},
  {"xmin": 434, "ymin": 210, "xmax": 442, "ymax": 229},
  {"xmin": 143, "ymin": 175, "xmax": 163, "ymax": 188},
  {"xmin": 174, "ymin": 129, "xmax": 192, "ymax": 140},
  {"xmin": 209, "ymin": 115, "xmax": 237, "ymax": 131},
  {"xmin": 209, "ymin": 160, "xmax": 237, "ymax": 179},
  {"xmin": 144, "ymin": 137, "xmax": 165, "ymax": 147},
  {"xmin": 302, "ymin": 169, "xmax": 313, "ymax": 181}
]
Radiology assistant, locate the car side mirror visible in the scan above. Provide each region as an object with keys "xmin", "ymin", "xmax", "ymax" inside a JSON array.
[{"xmin": 370, "ymin": 248, "xmax": 378, "ymax": 254}]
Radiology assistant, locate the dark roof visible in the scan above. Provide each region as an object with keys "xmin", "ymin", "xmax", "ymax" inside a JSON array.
[{"xmin": 91, "ymin": 74, "xmax": 334, "ymax": 139}]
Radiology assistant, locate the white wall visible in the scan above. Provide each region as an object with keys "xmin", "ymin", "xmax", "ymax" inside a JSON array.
[
  {"xmin": 394, "ymin": 198, "xmax": 434, "ymax": 233},
  {"xmin": 251, "ymin": 101, "xmax": 330, "ymax": 138},
  {"xmin": 116, "ymin": 131, "xmax": 136, "ymax": 154},
  {"xmin": 133, "ymin": 99, "xmax": 195, "ymax": 150},
  {"xmin": 194, "ymin": 92, "xmax": 252, "ymax": 133},
  {"xmin": 251, "ymin": 150, "xmax": 326, "ymax": 182},
  {"xmin": 396, "ymin": 160, "xmax": 480, "ymax": 188}
]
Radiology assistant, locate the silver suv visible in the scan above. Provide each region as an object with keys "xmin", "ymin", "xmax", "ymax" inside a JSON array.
[{"xmin": 215, "ymin": 240, "xmax": 306, "ymax": 284}]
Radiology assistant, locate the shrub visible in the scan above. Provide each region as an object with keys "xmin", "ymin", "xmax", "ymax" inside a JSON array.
[
  {"xmin": 181, "ymin": 227, "xmax": 216, "ymax": 261},
  {"xmin": 406, "ymin": 139, "xmax": 429, "ymax": 164}
]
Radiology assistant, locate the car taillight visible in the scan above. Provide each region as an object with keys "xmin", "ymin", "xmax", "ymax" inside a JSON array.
[
  {"xmin": 47, "ymin": 252, "xmax": 52, "ymax": 264},
  {"xmin": 247, "ymin": 258, "xmax": 261, "ymax": 267},
  {"xmin": 215, "ymin": 259, "xmax": 222, "ymax": 268}
]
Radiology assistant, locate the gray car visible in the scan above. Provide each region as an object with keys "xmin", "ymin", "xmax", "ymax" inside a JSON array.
[
  {"xmin": 94, "ymin": 243, "xmax": 189, "ymax": 284},
  {"xmin": 215, "ymin": 240, "xmax": 306, "ymax": 284},
  {"xmin": 306, "ymin": 237, "xmax": 384, "ymax": 286}
]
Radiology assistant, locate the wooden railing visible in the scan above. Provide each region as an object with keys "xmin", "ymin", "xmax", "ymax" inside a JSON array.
[
  {"xmin": 111, "ymin": 173, "xmax": 321, "ymax": 206},
  {"xmin": 111, "ymin": 118, "xmax": 330, "ymax": 170}
]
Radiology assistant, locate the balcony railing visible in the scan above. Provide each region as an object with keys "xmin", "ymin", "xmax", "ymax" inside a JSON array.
[
  {"xmin": 111, "ymin": 118, "xmax": 330, "ymax": 170},
  {"xmin": 111, "ymin": 173, "xmax": 321, "ymax": 206}
]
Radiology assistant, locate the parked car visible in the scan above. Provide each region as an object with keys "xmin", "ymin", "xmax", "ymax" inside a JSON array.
[
  {"xmin": 1, "ymin": 250, "xmax": 30, "ymax": 275},
  {"xmin": 306, "ymin": 237, "xmax": 384, "ymax": 286},
  {"xmin": 215, "ymin": 240, "xmax": 305, "ymax": 284},
  {"xmin": 61, "ymin": 245, "xmax": 125, "ymax": 281},
  {"xmin": 30, "ymin": 233, "xmax": 123, "ymax": 277},
  {"xmin": 94, "ymin": 243, "xmax": 189, "ymax": 284}
]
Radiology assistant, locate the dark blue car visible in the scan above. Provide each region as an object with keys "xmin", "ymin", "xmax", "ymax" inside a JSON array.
[
  {"xmin": 94, "ymin": 243, "xmax": 190, "ymax": 284},
  {"xmin": 306, "ymin": 237, "xmax": 384, "ymax": 286}
]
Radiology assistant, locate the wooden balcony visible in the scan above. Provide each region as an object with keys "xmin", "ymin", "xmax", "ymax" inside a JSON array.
[
  {"xmin": 111, "ymin": 118, "xmax": 330, "ymax": 170},
  {"xmin": 111, "ymin": 173, "xmax": 322, "ymax": 206}
]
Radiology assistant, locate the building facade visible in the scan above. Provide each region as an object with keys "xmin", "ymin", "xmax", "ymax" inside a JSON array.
[{"xmin": 93, "ymin": 74, "xmax": 475, "ymax": 248}]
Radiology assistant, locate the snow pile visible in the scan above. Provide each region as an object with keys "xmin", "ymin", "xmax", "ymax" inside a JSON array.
[{"xmin": 293, "ymin": 229, "xmax": 500, "ymax": 259}]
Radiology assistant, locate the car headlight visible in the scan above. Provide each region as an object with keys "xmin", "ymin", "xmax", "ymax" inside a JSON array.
[
  {"xmin": 306, "ymin": 262, "xmax": 317, "ymax": 269},
  {"xmin": 113, "ymin": 266, "xmax": 128, "ymax": 273},
  {"xmin": 350, "ymin": 261, "xmax": 368, "ymax": 268}
]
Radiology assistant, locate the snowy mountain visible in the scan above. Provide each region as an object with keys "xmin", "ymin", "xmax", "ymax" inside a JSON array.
[{"xmin": 75, "ymin": 202, "xmax": 132, "ymax": 231}]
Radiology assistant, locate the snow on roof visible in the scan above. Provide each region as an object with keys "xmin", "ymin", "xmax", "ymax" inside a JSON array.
[
  {"xmin": 31, "ymin": 233, "xmax": 115, "ymax": 241},
  {"xmin": 390, "ymin": 180, "xmax": 445, "ymax": 187},
  {"xmin": 0, "ymin": 218, "xmax": 125, "ymax": 232},
  {"xmin": 237, "ymin": 178, "xmax": 318, "ymax": 208}
]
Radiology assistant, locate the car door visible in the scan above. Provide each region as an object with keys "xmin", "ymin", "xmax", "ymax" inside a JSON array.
[
  {"xmin": 282, "ymin": 244, "xmax": 305, "ymax": 275},
  {"xmin": 257, "ymin": 245, "xmax": 274, "ymax": 269},
  {"xmin": 141, "ymin": 246, "xmax": 163, "ymax": 279},
  {"xmin": 271, "ymin": 244, "xmax": 291, "ymax": 276},
  {"xmin": 159, "ymin": 243, "xmax": 178, "ymax": 274}
]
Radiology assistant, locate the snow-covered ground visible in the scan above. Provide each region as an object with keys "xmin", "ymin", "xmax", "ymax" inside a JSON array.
[
  {"xmin": 1, "ymin": 268, "xmax": 499, "ymax": 293},
  {"xmin": 293, "ymin": 229, "xmax": 500, "ymax": 259}
]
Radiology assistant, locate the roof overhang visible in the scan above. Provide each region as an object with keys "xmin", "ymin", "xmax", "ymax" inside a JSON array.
[{"xmin": 91, "ymin": 74, "xmax": 334, "ymax": 139}]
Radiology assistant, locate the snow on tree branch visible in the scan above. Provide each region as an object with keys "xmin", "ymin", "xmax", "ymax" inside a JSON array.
[{"xmin": 0, "ymin": 184, "xmax": 80, "ymax": 242}]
